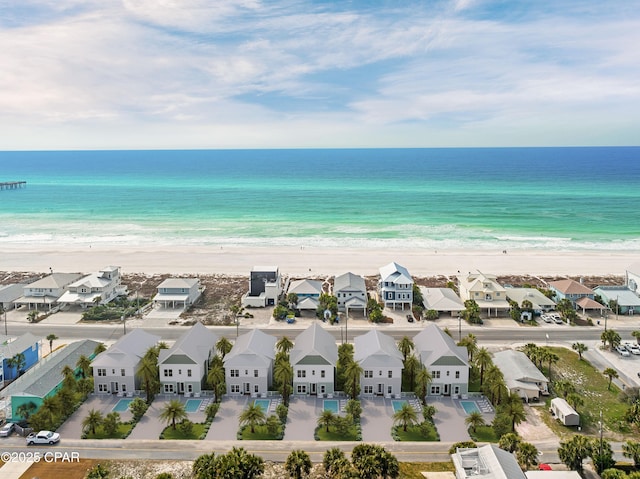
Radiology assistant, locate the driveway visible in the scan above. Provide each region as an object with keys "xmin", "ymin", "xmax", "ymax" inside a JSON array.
[
  {"xmin": 206, "ymin": 396, "xmax": 248, "ymax": 440},
  {"xmin": 430, "ymin": 396, "xmax": 472, "ymax": 442},
  {"xmin": 58, "ymin": 394, "xmax": 132, "ymax": 439},
  {"xmin": 360, "ymin": 397, "xmax": 393, "ymax": 442},
  {"xmin": 283, "ymin": 397, "xmax": 318, "ymax": 441},
  {"xmin": 128, "ymin": 396, "xmax": 173, "ymax": 440}
]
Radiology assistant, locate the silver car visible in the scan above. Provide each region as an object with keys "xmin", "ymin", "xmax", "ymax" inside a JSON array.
[{"xmin": 0, "ymin": 422, "xmax": 15, "ymax": 437}]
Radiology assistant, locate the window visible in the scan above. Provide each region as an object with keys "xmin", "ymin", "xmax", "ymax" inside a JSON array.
[
  {"xmin": 254, "ymin": 370, "xmax": 258, "ymax": 377},
  {"xmin": 187, "ymin": 369, "xmax": 192, "ymax": 377},
  {"xmin": 164, "ymin": 369, "xmax": 173, "ymax": 377},
  {"xmin": 430, "ymin": 385, "xmax": 440, "ymax": 395},
  {"xmin": 433, "ymin": 371, "xmax": 440, "ymax": 379},
  {"xmin": 388, "ymin": 385, "xmax": 392, "ymax": 394},
  {"xmin": 254, "ymin": 385, "xmax": 259, "ymax": 393},
  {"xmin": 364, "ymin": 385, "xmax": 373, "ymax": 394},
  {"xmin": 121, "ymin": 384, "xmax": 126, "ymax": 392},
  {"xmin": 364, "ymin": 370, "xmax": 373, "ymax": 378},
  {"xmin": 178, "ymin": 369, "xmax": 182, "ymax": 375},
  {"xmin": 297, "ymin": 370, "xmax": 306, "ymax": 378},
  {"xmin": 388, "ymin": 370, "xmax": 393, "ymax": 378},
  {"xmin": 97, "ymin": 369, "xmax": 106, "ymax": 377},
  {"xmin": 320, "ymin": 370, "xmax": 325, "ymax": 378},
  {"xmin": 98, "ymin": 384, "xmax": 108, "ymax": 392},
  {"xmin": 379, "ymin": 370, "xmax": 382, "ymax": 376},
  {"xmin": 231, "ymin": 385, "xmax": 240, "ymax": 393},
  {"xmin": 231, "ymin": 369, "xmax": 239, "ymax": 377},
  {"xmin": 446, "ymin": 371, "xmax": 450, "ymax": 377},
  {"xmin": 297, "ymin": 385, "xmax": 307, "ymax": 394},
  {"xmin": 164, "ymin": 384, "xmax": 174, "ymax": 393},
  {"xmin": 121, "ymin": 369, "xmax": 125, "ymax": 376},
  {"xmin": 455, "ymin": 371, "xmax": 460, "ymax": 379},
  {"xmin": 188, "ymin": 384, "xmax": 193, "ymax": 392}
]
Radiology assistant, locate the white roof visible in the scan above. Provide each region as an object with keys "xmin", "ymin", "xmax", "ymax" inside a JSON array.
[
  {"xmin": 26, "ymin": 273, "xmax": 83, "ymax": 290},
  {"xmin": 550, "ymin": 397, "xmax": 578, "ymax": 417},
  {"xmin": 297, "ymin": 296, "xmax": 320, "ymax": 310},
  {"xmin": 525, "ymin": 472, "xmax": 581, "ymax": 479},
  {"xmin": 157, "ymin": 278, "xmax": 199, "ymax": 289},
  {"xmin": 224, "ymin": 329, "xmax": 276, "ymax": 368},
  {"xmin": 334, "ymin": 272, "xmax": 366, "ymax": 293},
  {"xmin": 68, "ymin": 273, "xmax": 111, "ymax": 289},
  {"xmin": 379, "ymin": 262, "xmax": 413, "ymax": 284},
  {"xmin": 493, "ymin": 350, "xmax": 548, "ymax": 386},
  {"xmin": 289, "ymin": 279, "xmax": 323, "ymax": 296},
  {"xmin": 423, "ymin": 287, "xmax": 465, "ymax": 311},
  {"xmin": 58, "ymin": 291, "xmax": 102, "ymax": 304},
  {"xmin": 414, "ymin": 324, "xmax": 469, "ymax": 368},
  {"xmin": 159, "ymin": 322, "xmax": 218, "ymax": 366},
  {"xmin": 251, "ymin": 265, "xmax": 279, "ymax": 273},
  {"xmin": 354, "ymin": 330, "xmax": 403, "ymax": 367},
  {"xmin": 504, "ymin": 287, "xmax": 556, "ymax": 310},
  {"xmin": 290, "ymin": 322, "xmax": 338, "ymax": 366},
  {"xmin": 453, "ymin": 444, "xmax": 526, "ymax": 479},
  {"xmin": 91, "ymin": 329, "xmax": 160, "ymax": 368}
]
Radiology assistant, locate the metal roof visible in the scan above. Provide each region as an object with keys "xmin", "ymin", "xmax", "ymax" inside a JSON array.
[
  {"xmin": 290, "ymin": 322, "xmax": 337, "ymax": 366},
  {"xmin": 224, "ymin": 329, "xmax": 276, "ymax": 368},
  {"xmin": 379, "ymin": 262, "xmax": 413, "ymax": 284},
  {"xmin": 414, "ymin": 324, "xmax": 469, "ymax": 368},
  {"xmin": 422, "ymin": 287, "xmax": 465, "ymax": 311},
  {"xmin": 157, "ymin": 278, "xmax": 200, "ymax": 289},
  {"xmin": 159, "ymin": 322, "xmax": 218, "ymax": 366},
  {"xmin": 0, "ymin": 333, "xmax": 40, "ymax": 358},
  {"xmin": 334, "ymin": 272, "xmax": 366, "ymax": 293},
  {"xmin": 354, "ymin": 330, "xmax": 403, "ymax": 367},
  {"xmin": 493, "ymin": 350, "xmax": 548, "ymax": 385}
]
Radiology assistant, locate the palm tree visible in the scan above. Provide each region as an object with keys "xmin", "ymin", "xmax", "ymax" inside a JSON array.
[
  {"xmin": 93, "ymin": 343, "xmax": 107, "ymax": 356},
  {"xmin": 285, "ymin": 449, "xmax": 312, "ymax": 479},
  {"xmin": 16, "ymin": 401, "xmax": 37, "ymax": 421},
  {"xmin": 38, "ymin": 396, "xmax": 60, "ymax": 428},
  {"xmin": 498, "ymin": 432, "xmax": 521, "ymax": 453},
  {"xmin": 323, "ymin": 447, "xmax": 347, "ymax": 477},
  {"xmin": 239, "ymin": 402, "xmax": 266, "ymax": 434},
  {"xmin": 474, "ymin": 347, "xmax": 492, "ymax": 385},
  {"xmin": 46, "ymin": 334, "xmax": 58, "ymax": 355},
  {"xmin": 276, "ymin": 336, "xmax": 294, "ymax": 355},
  {"xmin": 397, "ymin": 336, "xmax": 414, "ymax": 362},
  {"xmin": 545, "ymin": 351, "xmax": 560, "ymax": 380},
  {"xmin": 137, "ymin": 348, "xmax": 160, "ymax": 404},
  {"xmin": 622, "ymin": 440, "xmax": 640, "ymax": 468},
  {"xmin": 274, "ymin": 359, "xmax": 293, "ymax": 406},
  {"xmin": 76, "ymin": 354, "xmax": 91, "ymax": 379},
  {"xmin": 558, "ymin": 434, "xmax": 591, "ymax": 475},
  {"xmin": 517, "ymin": 442, "xmax": 539, "ymax": 470},
  {"xmin": 465, "ymin": 411, "xmax": 485, "ymax": 433},
  {"xmin": 566, "ymin": 392, "xmax": 584, "ymax": 412},
  {"xmin": 603, "ymin": 367, "xmax": 619, "ymax": 390},
  {"xmin": 9, "ymin": 352, "xmax": 26, "ymax": 377},
  {"xmin": 403, "ymin": 355, "xmax": 419, "ymax": 391},
  {"xmin": 206, "ymin": 358, "xmax": 225, "ymax": 402},
  {"xmin": 553, "ymin": 379, "xmax": 575, "ymax": 399},
  {"xmin": 318, "ymin": 409, "xmax": 336, "ymax": 433},
  {"xmin": 393, "ymin": 403, "xmax": 418, "ymax": 432},
  {"xmin": 215, "ymin": 337, "xmax": 233, "ymax": 359},
  {"xmin": 286, "ymin": 292, "xmax": 299, "ymax": 310},
  {"xmin": 82, "ymin": 408, "xmax": 103, "ymax": 435},
  {"xmin": 61, "ymin": 364, "xmax": 77, "ymax": 391},
  {"xmin": 572, "ymin": 342, "xmax": 588, "ymax": 360},
  {"xmin": 501, "ymin": 392, "xmax": 526, "ymax": 431},
  {"xmin": 159, "ymin": 399, "xmax": 188, "ymax": 430},
  {"xmin": 415, "ymin": 365, "xmax": 432, "ymax": 405},
  {"xmin": 344, "ymin": 360, "xmax": 363, "ymax": 400},
  {"xmin": 458, "ymin": 333, "xmax": 478, "ymax": 361},
  {"xmin": 632, "ymin": 330, "xmax": 640, "ymax": 345}
]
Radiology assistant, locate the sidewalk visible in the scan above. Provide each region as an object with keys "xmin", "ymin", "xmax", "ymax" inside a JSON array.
[{"xmin": 0, "ymin": 459, "xmax": 34, "ymax": 479}]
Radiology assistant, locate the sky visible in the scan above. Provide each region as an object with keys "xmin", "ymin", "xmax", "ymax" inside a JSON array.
[{"xmin": 1, "ymin": 0, "xmax": 639, "ymax": 149}]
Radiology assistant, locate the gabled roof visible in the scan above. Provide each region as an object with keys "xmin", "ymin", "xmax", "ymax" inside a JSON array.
[
  {"xmin": 551, "ymin": 397, "xmax": 578, "ymax": 417},
  {"xmin": 159, "ymin": 322, "xmax": 218, "ymax": 366},
  {"xmin": 91, "ymin": 329, "xmax": 160, "ymax": 368},
  {"xmin": 290, "ymin": 322, "xmax": 337, "ymax": 367},
  {"xmin": 549, "ymin": 279, "xmax": 593, "ymax": 295},
  {"xmin": 289, "ymin": 279, "xmax": 323, "ymax": 296},
  {"xmin": 379, "ymin": 262, "xmax": 413, "ymax": 284},
  {"xmin": 459, "ymin": 271, "xmax": 506, "ymax": 293},
  {"xmin": 493, "ymin": 350, "xmax": 548, "ymax": 386},
  {"xmin": 414, "ymin": 324, "xmax": 469, "ymax": 368},
  {"xmin": 68, "ymin": 272, "xmax": 112, "ymax": 289},
  {"xmin": 297, "ymin": 296, "xmax": 320, "ymax": 310},
  {"xmin": 334, "ymin": 272, "xmax": 366, "ymax": 293},
  {"xmin": 0, "ymin": 284, "xmax": 24, "ymax": 303},
  {"xmin": 453, "ymin": 444, "xmax": 526, "ymax": 479},
  {"xmin": 423, "ymin": 287, "xmax": 465, "ymax": 311},
  {"xmin": 504, "ymin": 287, "xmax": 556, "ymax": 310},
  {"xmin": 25, "ymin": 273, "xmax": 83, "ymax": 290},
  {"xmin": 224, "ymin": 329, "xmax": 276, "ymax": 368},
  {"xmin": 592, "ymin": 285, "xmax": 640, "ymax": 307},
  {"xmin": 575, "ymin": 296, "xmax": 606, "ymax": 310},
  {"xmin": 354, "ymin": 330, "xmax": 403, "ymax": 367},
  {"xmin": 0, "ymin": 332, "xmax": 40, "ymax": 358},
  {"xmin": 157, "ymin": 278, "xmax": 199, "ymax": 289}
]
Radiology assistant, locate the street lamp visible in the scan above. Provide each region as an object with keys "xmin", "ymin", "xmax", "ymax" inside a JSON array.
[{"xmin": 458, "ymin": 314, "xmax": 462, "ymax": 342}]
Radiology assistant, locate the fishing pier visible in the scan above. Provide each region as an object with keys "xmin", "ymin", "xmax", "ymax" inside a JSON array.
[{"xmin": 0, "ymin": 181, "xmax": 27, "ymax": 190}]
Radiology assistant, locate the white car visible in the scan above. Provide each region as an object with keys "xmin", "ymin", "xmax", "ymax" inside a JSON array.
[
  {"xmin": 541, "ymin": 314, "xmax": 553, "ymax": 323},
  {"xmin": 615, "ymin": 345, "xmax": 630, "ymax": 357},
  {"xmin": 625, "ymin": 343, "xmax": 640, "ymax": 355},
  {"xmin": 0, "ymin": 422, "xmax": 15, "ymax": 437},
  {"xmin": 553, "ymin": 316, "xmax": 564, "ymax": 324},
  {"xmin": 26, "ymin": 430, "xmax": 60, "ymax": 445}
]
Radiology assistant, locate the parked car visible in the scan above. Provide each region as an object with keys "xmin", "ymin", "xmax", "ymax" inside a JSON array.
[
  {"xmin": 0, "ymin": 422, "xmax": 15, "ymax": 437},
  {"xmin": 541, "ymin": 314, "xmax": 553, "ymax": 323},
  {"xmin": 553, "ymin": 316, "xmax": 564, "ymax": 324},
  {"xmin": 26, "ymin": 430, "xmax": 60, "ymax": 445},
  {"xmin": 406, "ymin": 314, "xmax": 414, "ymax": 323},
  {"xmin": 615, "ymin": 345, "xmax": 630, "ymax": 357},
  {"xmin": 624, "ymin": 343, "xmax": 640, "ymax": 355}
]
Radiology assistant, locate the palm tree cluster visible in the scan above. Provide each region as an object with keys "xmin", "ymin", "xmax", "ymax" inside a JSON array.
[
  {"xmin": 521, "ymin": 343, "xmax": 559, "ymax": 379},
  {"xmin": 206, "ymin": 336, "xmax": 231, "ymax": 402},
  {"xmin": 497, "ymin": 432, "xmax": 539, "ymax": 470},
  {"xmin": 397, "ymin": 336, "xmax": 433, "ymax": 405},
  {"xmin": 81, "ymin": 408, "xmax": 122, "ymax": 438},
  {"xmin": 335, "ymin": 343, "xmax": 363, "ymax": 400},
  {"xmin": 601, "ymin": 329, "xmax": 622, "ymax": 350},
  {"xmin": 136, "ymin": 343, "xmax": 168, "ymax": 404},
  {"xmin": 193, "ymin": 447, "xmax": 264, "ymax": 479},
  {"xmin": 558, "ymin": 434, "xmax": 616, "ymax": 475},
  {"xmin": 274, "ymin": 336, "xmax": 294, "ymax": 406},
  {"xmin": 324, "ymin": 444, "xmax": 399, "ymax": 479}
]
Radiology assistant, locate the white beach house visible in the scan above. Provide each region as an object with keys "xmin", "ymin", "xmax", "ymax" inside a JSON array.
[
  {"xmin": 14, "ymin": 272, "xmax": 83, "ymax": 311},
  {"xmin": 377, "ymin": 262, "xmax": 413, "ymax": 310},
  {"xmin": 224, "ymin": 329, "xmax": 276, "ymax": 396},
  {"xmin": 457, "ymin": 271, "xmax": 510, "ymax": 317},
  {"xmin": 504, "ymin": 286, "xmax": 556, "ymax": 313},
  {"xmin": 288, "ymin": 279, "xmax": 323, "ymax": 310},
  {"xmin": 153, "ymin": 277, "xmax": 202, "ymax": 309},
  {"xmin": 291, "ymin": 322, "xmax": 337, "ymax": 396},
  {"xmin": 354, "ymin": 329, "xmax": 403, "ymax": 397},
  {"xmin": 242, "ymin": 266, "xmax": 282, "ymax": 308},
  {"xmin": 333, "ymin": 272, "xmax": 367, "ymax": 316},
  {"xmin": 493, "ymin": 350, "xmax": 549, "ymax": 402},
  {"xmin": 57, "ymin": 266, "xmax": 124, "ymax": 308},
  {"xmin": 422, "ymin": 287, "xmax": 465, "ymax": 317}
]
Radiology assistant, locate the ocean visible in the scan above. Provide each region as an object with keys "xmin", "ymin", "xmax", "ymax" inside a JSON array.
[{"xmin": 0, "ymin": 147, "xmax": 639, "ymax": 251}]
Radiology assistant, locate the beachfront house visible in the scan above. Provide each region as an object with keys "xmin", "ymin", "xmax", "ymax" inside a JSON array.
[
  {"xmin": 504, "ymin": 286, "xmax": 556, "ymax": 313},
  {"xmin": 548, "ymin": 279, "xmax": 594, "ymax": 307},
  {"xmin": 457, "ymin": 271, "xmax": 510, "ymax": 317},
  {"xmin": 288, "ymin": 279, "xmax": 323, "ymax": 311},
  {"xmin": 242, "ymin": 266, "xmax": 282, "ymax": 307},
  {"xmin": 333, "ymin": 272, "xmax": 367, "ymax": 316},
  {"xmin": 0, "ymin": 284, "xmax": 24, "ymax": 311},
  {"xmin": 91, "ymin": 329, "xmax": 160, "ymax": 395},
  {"xmin": 550, "ymin": 397, "xmax": 580, "ymax": 427},
  {"xmin": 290, "ymin": 322, "xmax": 337, "ymax": 396},
  {"xmin": 378, "ymin": 262, "xmax": 413, "ymax": 310},
  {"xmin": 158, "ymin": 322, "xmax": 218, "ymax": 396},
  {"xmin": 0, "ymin": 332, "xmax": 40, "ymax": 386},
  {"xmin": 14, "ymin": 272, "xmax": 83, "ymax": 311},
  {"xmin": 493, "ymin": 350, "xmax": 548, "ymax": 402},
  {"xmin": 422, "ymin": 287, "xmax": 465, "ymax": 317},
  {"xmin": 153, "ymin": 277, "xmax": 202, "ymax": 309},
  {"xmin": 413, "ymin": 324, "xmax": 469, "ymax": 397},
  {"xmin": 452, "ymin": 444, "xmax": 527, "ymax": 479},
  {"xmin": 57, "ymin": 266, "xmax": 124, "ymax": 308},
  {"xmin": 354, "ymin": 330, "xmax": 403, "ymax": 397},
  {"xmin": 3, "ymin": 339, "xmax": 100, "ymax": 421},
  {"xmin": 625, "ymin": 263, "xmax": 640, "ymax": 295},
  {"xmin": 593, "ymin": 285, "xmax": 640, "ymax": 316},
  {"xmin": 224, "ymin": 329, "xmax": 276, "ymax": 396}
]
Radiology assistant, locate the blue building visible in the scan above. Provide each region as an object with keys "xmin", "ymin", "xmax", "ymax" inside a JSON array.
[{"xmin": 0, "ymin": 332, "xmax": 40, "ymax": 386}]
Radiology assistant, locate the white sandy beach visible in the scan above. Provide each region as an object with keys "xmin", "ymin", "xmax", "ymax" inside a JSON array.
[{"xmin": 1, "ymin": 243, "xmax": 638, "ymax": 277}]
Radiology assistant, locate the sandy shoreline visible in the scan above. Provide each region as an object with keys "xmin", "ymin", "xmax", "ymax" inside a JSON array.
[{"xmin": 1, "ymin": 243, "xmax": 637, "ymax": 277}]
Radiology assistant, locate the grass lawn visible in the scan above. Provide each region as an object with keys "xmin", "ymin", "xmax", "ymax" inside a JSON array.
[
  {"xmin": 316, "ymin": 425, "xmax": 360, "ymax": 441},
  {"xmin": 468, "ymin": 425, "xmax": 499, "ymax": 442},
  {"xmin": 19, "ymin": 459, "xmax": 98, "ymax": 479},
  {"xmin": 85, "ymin": 422, "xmax": 133, "ymax": 439},
  {"xmin": 162, "ymin": 423, "xmax": 206, "ymax": 440},
  {"xmin": 394, "ymin": 422, "xmax": 439, "ymax": 441},
  {"xmin": 540, "ymin": 346, "xmax": 633, "ymax": 438},
  {"xmin": 399, "ymin": 462, "xmax": 455, "ymax": 478},
  {"xmin": 241, "ymin": 424, "xmax": 282, "ymax": 440}
]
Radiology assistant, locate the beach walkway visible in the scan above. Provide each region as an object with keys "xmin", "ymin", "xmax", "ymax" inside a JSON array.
[{"xmin": 0, "ymin": 181, "xmax": 26, "ymax": 190}]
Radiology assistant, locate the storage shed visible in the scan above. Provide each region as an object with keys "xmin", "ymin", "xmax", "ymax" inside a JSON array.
[{"xmin": 550, "ymin": 397, "xmax": 580, "ymax": 426}]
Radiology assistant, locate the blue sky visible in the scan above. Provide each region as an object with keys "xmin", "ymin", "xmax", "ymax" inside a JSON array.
[{"xmin": 1, "ymin": 0, "xmax": 639, "ymax": 149}]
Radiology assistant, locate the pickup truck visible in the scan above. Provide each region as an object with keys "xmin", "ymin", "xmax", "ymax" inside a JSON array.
[{"xmin": 26, "ymin": 430, "xmax": 60, "ymax": 445}]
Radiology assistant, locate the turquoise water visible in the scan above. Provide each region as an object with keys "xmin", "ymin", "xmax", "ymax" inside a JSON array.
[
  {"xmin": 323, "ymin": 399, "xmax": 339, "ymax": 413},
  {"xmin": 391, "ymin": 400, "xmax": 408, "ymax": 413},
  {"xmin": 1, "ymin": 148, "xmax": 639, "ymax": 251},
  {"xmin": 460, "ymin": 400, "xmax": 481, "ymax": 415},
  {"xmin": 185, "ymin": 399, "xmax": 202, "ymax": 413},
  {"xmin": 112, "ymin": 398, "xmax": 133, "ymax": 412},
  {"xmin": 254, "ymin": 399, "xmax": 270, "ymax": 412}
]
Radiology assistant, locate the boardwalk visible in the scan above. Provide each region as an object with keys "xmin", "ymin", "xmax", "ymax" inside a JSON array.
[{"xmin": 0, "ymin": 181, "xmax": 26, "ymax": 190}]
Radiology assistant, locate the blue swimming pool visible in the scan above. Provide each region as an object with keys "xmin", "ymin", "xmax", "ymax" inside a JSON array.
[
  {"xmin": 460, "ymin": 400, "xmax": 481, "ymax": 415},
  {"xmin": 391, "ymin": 400, "xmax": 408, "ymax": 413},
  {"xmin": 112, "ymin": 398, "xmax": 133, "ymax": 412},
  {"xmin": 254, "ymin": 399, "xmax": 270, "ymax": 412},
  {"xmin": 323, "ymin": 399, "xmax": 339, "ymax": 413},
  {"xmin": 185, "ymin": 399, "xmax": 202, "ymax": 413}
]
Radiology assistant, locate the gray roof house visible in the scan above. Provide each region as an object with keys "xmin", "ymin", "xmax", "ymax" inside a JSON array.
[
  {"xmin": 288, "ymin": 279, "xmax": 323, "ymax": 310},
  {"xmin": 14, "ymin": 272, "xmax": 83, "ymax": 310},
  {"xmin": 493, "ymin": 350, "xmax": 549, "ymax": 401},
  {"xmin": 354, "ymin": 330, "xmax": 403, "ymax": 397},
  {"xmin": 57, "ymin": 266, "xmax": 124, "ymax": 308},
  {"xmin": 159, "ymin": 322, "xmax": 218, "ymax": 396},
  {"xmin": 422, "ymin": 287, "xmax": 465, "ymax": 316},
  {"xmin": 378, "ymin": 262, "xmax": 413, "ymax": 310},
  {"xmin": 333, "ymin": 272, "xmax": 367, "ymax": 316},
  {"xmin": 625, "ymin": 262, "xmax": 640, "ymax": 295},
  {"xmin": 0, "ymin": 283, "xmax": 24, "ymax": 310},
  {"xmin": 414, "ymin": 324, "xmax": 469, "ymax": 397},
  {"xmin": 452, "ymin": 444, "xmax": 526, "ymax": 479},
  {"xmin": 593, "ymin": 285, "xmax": 640, "ymax": 315},
  {"xmin": 291, "ymin": 322, "xmax": 338, "ymax": 396},
  {"xmin": 153, "ymin": 277, "xmax": 202, "ymax": 309},
  {"xmin": 91, "ymin": 329, "xmax": 160, "ymax": 395},
  {"xmin": 224, "ymin": 329, "xmax": 276, "ymax": 396},
  {"xmin": 504, "ymin": 286, "xmax": 556, "ymax": 312}
]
